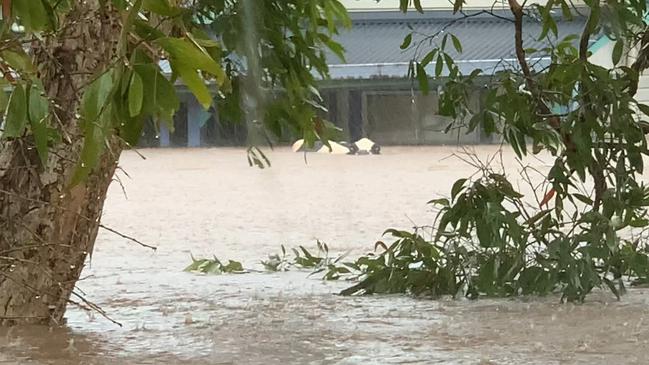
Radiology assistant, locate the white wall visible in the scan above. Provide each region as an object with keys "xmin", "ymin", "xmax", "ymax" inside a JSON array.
[
  {"xmin": 588, "ymin": 40, "xmax": 615, "ymax": 69},
  {"xmin": 628, "ymin": 49, "xmax": 649, "ymax": 106},
  {"xmin": 339, "ymin": 0, "xmax": 565, "ymax": 11},
  {"xmin": 591, "ymin": 40, "xmax": 649, "ymax": 105},
  {"xmin": 636, "ymin": 75, "xmax": 649, "ymax": 105}
]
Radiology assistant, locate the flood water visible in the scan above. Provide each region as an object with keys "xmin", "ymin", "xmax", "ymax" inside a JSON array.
[{"xmin": 2, "ymin": 146, "xmax": 649, "ymax": 364}]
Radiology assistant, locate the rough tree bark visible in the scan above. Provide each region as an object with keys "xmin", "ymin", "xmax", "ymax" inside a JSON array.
[{"xmin": 0, "ymin": 1, "xmax": 122, "ymax": 325}]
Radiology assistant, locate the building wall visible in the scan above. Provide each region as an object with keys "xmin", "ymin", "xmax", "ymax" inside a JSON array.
[
  {"xmin": 362, "ymin": 90, "xmax": 481, "ymax": 145},
  {"xmin": 589, "ymin": 39, "xmax": 616, "ymax": 70},
  {"xmin": 318, "ymin": 81, "xmax": 484, "ymax": 145},
  {"xmin": 591, "ymin": 37, "xmax": 649, "ymax": 106},
  {"xmin": 339, "ymin": 0, "xmax": 560, "ymax": 11},
  {"xmin": 145, "ymin": 83, "xmax": 485, "ymax": 148},
  {"xmin": 636, "ymin": 75, "xmax": 649, "ymax": 106},
  {"xmin": 628, "ymin": 42, "xmax": 649, "ymax": 106}
]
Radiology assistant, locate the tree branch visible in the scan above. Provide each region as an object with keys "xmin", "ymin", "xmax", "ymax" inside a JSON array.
[
  {"xmin": 69, "ymin": 291, "xmax": 123, "ymax": 327},
  {"xmin": 1, "ymin": 0, "xmax": 9, "ymax": 19},
  {"xmin": 508, "ymin": 0, "xmax": 533, "ymax": 81},
  {"xmin": 579, "ymin": 1, "xmax": 599, "ymax": 61},
  {"xmin": 99, "ymin": 224, "xmax": 157, "ymax": 251},
  {"xmin": 408, "ymin": 9, "xmax": 513, "ymax": 62},
  {"xmin": 629, "ymin": 27, "xmax": 649, "ymax": 98},
  {"xmin": 507, "ymin": 0, "xmax": 557, "ymax": 130}
]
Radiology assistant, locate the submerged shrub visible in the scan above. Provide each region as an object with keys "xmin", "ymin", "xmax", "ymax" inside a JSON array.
[
  {"xmin": 337, "ymin": 158, "xmax": 649, "ymax": 302},
  {"xmin": 261, "ymin": 241, "xmax": 351, "ymax": 278},
  {"xmin": 184, "ymin": 256, "xmax": 246, "ymax": 275}
]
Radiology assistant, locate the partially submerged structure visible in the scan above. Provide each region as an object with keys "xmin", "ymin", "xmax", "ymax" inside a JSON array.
[{"xmin": 149, "ymin": 2, "xmax": 620, "ymax": 148}]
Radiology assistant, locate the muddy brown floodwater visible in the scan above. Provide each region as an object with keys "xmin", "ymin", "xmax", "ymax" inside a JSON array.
[{"xmin": 2, "ymin": 146, "xmax": 649, "ymax": 365}]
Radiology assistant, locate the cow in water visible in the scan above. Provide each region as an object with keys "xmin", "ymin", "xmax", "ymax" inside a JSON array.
[
  {"xmin": 292, "ymin": 137, "xmax": 381, "ymax": 155},
  {"xmin": 350, "ymin": 138, "xmax": 381, "ymax": 155}
]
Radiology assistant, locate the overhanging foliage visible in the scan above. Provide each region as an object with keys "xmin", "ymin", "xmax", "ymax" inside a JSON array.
[{"xmin": 347, "ymin": 0, "xmax": 649, "ymax": 301}]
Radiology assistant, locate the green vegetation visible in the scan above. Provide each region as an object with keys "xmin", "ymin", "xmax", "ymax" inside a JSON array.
[
  {"xmin": 5, "ymin": 0, "xmax": 649, "ymax": 326},
  {"xmin": 0, "ymin": 0, "xmax": 350, "ymax": 324},
  {"xmin": 341, "ymin": 224, "xmax": 649, "ymax": 301},
  {"xmin": 369, "ymin": 0, "xmax": 649, "ymax": 301},
  {"xmin": 185, "ymin": 242, "xmax": 353, "ymax": 280},
  {"xmin": 186, "ymin": 0, "xmax": 649, "ymax": 303},
  {"xmin": 184, "ymin": 256, "xmax": 246, "ymax": 275},
  {"xmin": 188, "ymin": 218, "xmax": 649, "ymax": 301},
  {"xmin": 261, "ymin": 241, "xmax": 354, "ymax": 280}
]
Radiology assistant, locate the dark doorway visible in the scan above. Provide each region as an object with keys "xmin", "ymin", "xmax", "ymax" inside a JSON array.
[
  {"xmin": 170, "ymin": 103, "xmax": 188, "ymax": 147},
  {"xmin": 348, "ymin": 90, "xmax": 363, "ymax": 142}
]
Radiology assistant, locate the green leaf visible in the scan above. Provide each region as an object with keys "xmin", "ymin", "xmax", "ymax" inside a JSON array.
[
  {"xmin": 400, "ymin": 33, "xmax": 413, "ymax": 50},
  {"xmin": 128, "ymin": 72, "xmax": 144, "ymax": 117},
  {"xmin": 157, "ymin": 37, "xmax": 226, "ymax": 109},
  {"xmin": 548, "ymin": 17, "xmax": 558, "ymax": 37},
  {"xmin": 157, "ymin": 37, "xmax": 226, "ymax": 85},
  {"xmin": 40, "ymin": 0, "xmax": 59, "ymax": 30},
  {"xmin": 152, "ymin": 73, "xmax": 179, "ymax": 121},
  {"xmin": 629, "ymin": 218, "xmax": 649, "ymax": 228},
  {"xmin": 81, "ymin": 70, "xmax": 116, "ymax": 124},
  {"xmin": 508, "ymin": 129, "xmax": 522, "ymax": 159},
  {"xmin": 29, "ymin": 85, "xmax": 49, "ymax": 122},
  {"xmin": 327, "ymin": 0, "xmax": 351, "ymax": 28},
  {"xmin": 451, "ymin": 178, "xmax": 467, "ymax": 200},
  {"xmin": 142, "ymin": 0, "xmax": 181, "ymax": 16},
  {"xmin": 223, "ymin": 260, "xmax": 245, "ymax": 273},
  {"xmin": 1, "ymin": 49, "xmax": 35, "ymax": 74},
  {"xmin": 188, "ymin": 33, "xmax": 220, "ymax": 49},
  {"xmin": 435, "ymin": 54, "xmax": 444, "ymax": 77},
  {"xmin": 323, "ymin": 1, "xmax": 337, "ymax": 34},
  {"xmin": 572, "ymin": 193, "xmax": 593, "ymax": 205},
  {"xmin": 443, "ymin": 53, "xmax": 455, "ymax": 71},
  {"xmin": 560, "ymin": 0, "xmax": 573, "ymax": 20},
  {"xmin": 450, "ymin": 34, "xmax": 462, "ymax": 53},
  {"xmin": 174, "ymin": 63, "xmax": 212, "ymax": 109},
  {"xmin": 319, "ymin": 34, "xmax": 346, "ymax": 62},
  {"xmin": 29, "ymin": 117, "xmax": 49, "ymax": 167},
  {"xmin": 27, "ymin": 84, "xmax": 50, "ymax": 165},
  {"xmin": 421, "ymin": 50, "xmax": 436, "ymax": 67},
  {"xmin": 134, "ymin": 64, "xmax": 179, "ymax": 122},
  {"xmin": 603, "ymin": 277, "xmax": 620, "ymax": 300},
  {"xmin": 118, "ymin": 0, "xmax": 143, "ymax": 57},
  {"xmin": 111, "ymin": 0, "xmax": 128, "ymax": 10},
  {"xmin": 538, "ymin": 9, "xmax": 558, "ymax": 40},
  {"xmin": 72, "ymin": 69, "xmax": 116, "ymax": 186},
  {"xmin": 71, "ymin": 106, "xmax": 113, "ymax": 187},
  {"xmin": 638, "ymin": 103, "xmax": 649, "ymax": 116},
  {"xmin": 413, "ymin": 0, "xmax": 424, "ymax": 13},
  {"xmin": 399, "ymin": 0, "xmax": 408, "ymax": 12},
  {"xmin": 12, "ymin": 0, "xmax": 50, "ymax": 32},
  {"xmin": 113, "ymin": 96, "xmax": 141, "ymax": 146},
  {"xmin": 475, "ymin": 219, "xmax": 492, "ymax": 247},
  {"xmin": 133, "ymin": 19, "xmax": 166, "ymax": 42},
  {"xmin": 416, "ymin": 63, "xmax": 429, "ymax": 94},
  {"xmin": 612, "ymin": 40, "xmax": 624, "ymax": 66},
  {"xmin": 468, "ymin": 112, "xmax": 481, "ymax": 132},
  {"xmin": 0, "ymin": 87, "xmax": 8, "ymax": 115},
  {"xmin": 428, "ymin": 198, "xmax": 450, "ymax": 207},
  {"xmin": 453, "ymin": 0, "xmax": 464, "ymax": 13},
  {"xmin": 3, "ymin": 85, "xmax": 27, "ymax": 138}
]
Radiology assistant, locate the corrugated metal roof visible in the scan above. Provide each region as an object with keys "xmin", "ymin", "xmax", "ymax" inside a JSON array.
[
  {"xmin": 327, "ymin": 10, "xmax": 592, "ymax": 78},
  {"xmin": 160, "ymin": 10, "xmax": 594, "ymax": 81}
]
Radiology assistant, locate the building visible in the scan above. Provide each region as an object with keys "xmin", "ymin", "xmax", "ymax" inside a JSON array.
[{"xmin": 152, "ymin": 2, "xmax": 609, "ymax": 148}]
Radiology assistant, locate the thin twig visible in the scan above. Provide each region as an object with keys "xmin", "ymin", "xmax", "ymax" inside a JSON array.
[
  {"xmin": 69, "ymin": 292, "xmax": 122, "ymax": 327},
  {"xmin": 112, "ymin": 175, "xmax": 129, "ymax": 200},
  {"xmin": 99, "ymin": 224, "xmax": 157, "ymax": 251}
]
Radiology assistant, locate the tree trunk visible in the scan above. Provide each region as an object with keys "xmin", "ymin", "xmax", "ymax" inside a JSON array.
[{"xmin": 0, "ymin": 1, "xmax": 122, "ymax": 325}]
